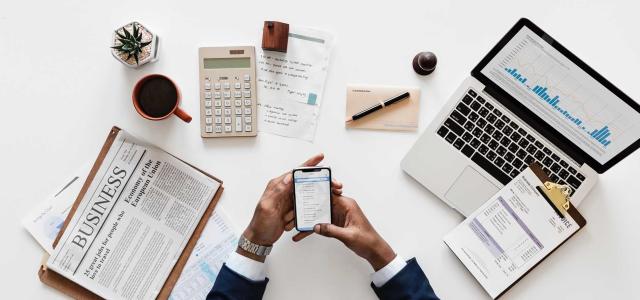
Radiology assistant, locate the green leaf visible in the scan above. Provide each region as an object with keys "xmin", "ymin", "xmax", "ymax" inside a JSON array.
[
  {"xmin": 134, "ymin": 53, "xmax": 139, "ymax": 65},
  {"xmin": 126, "ymin": 53, "xmax": 132, "ymax": 61},
  {"xmin": 140, "ymin": 41, "xmax": 151, "ymax": 48},
  {"xmin": 111, "ymin": 45, "xmax": 124, "ymax": 50},
  {"xmin": 115, "ymin": 30, "xmax": 126, "ymax": 40},
  {"xmin": 123, "ymin": 26, "xmax": 132, "ymax": 39},
  {"xmin": 132, "ymin": 23, "xmax": 139, "ymax": 39}
]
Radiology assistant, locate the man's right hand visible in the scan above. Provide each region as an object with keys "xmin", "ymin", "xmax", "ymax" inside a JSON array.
[{"xmin": 293, "ymin": 195, "xmax": 397, "ymax": 271}]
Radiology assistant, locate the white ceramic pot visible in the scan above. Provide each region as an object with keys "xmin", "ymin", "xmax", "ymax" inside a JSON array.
[{"xmin": 111, "ymin": 21, "xmax": 159, "ymax": 68}]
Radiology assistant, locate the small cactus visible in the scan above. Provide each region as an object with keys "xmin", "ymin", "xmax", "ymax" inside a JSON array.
[{"xmin": 111, "ymin": 22, "xmax": 151, "ymax": 65}]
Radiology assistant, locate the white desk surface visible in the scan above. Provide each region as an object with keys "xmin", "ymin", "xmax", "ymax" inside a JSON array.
[{"xmin": 2, "ymin": 0, "xmax": 639, "ymax": 299}]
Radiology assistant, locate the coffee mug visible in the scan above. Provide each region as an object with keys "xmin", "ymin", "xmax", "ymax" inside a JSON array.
[{"xmin": 132, "ymin": 74, "xmax": 192, "ymax": 123}]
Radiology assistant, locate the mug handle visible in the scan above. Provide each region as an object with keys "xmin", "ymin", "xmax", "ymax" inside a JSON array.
[{"xmin": 174, "ymin": 107, "xmax": 192, "ymax": 123}]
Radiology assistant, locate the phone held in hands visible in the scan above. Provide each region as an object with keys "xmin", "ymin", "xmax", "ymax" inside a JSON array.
[{"xmin": 292, "ymin": 167, "xmax": 332, "ymax": 232}]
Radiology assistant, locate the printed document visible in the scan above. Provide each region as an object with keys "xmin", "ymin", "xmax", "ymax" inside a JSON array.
[
  {"xmin": 169, "ymin": 208, "xmax": 238, "ymax": 300},
  {"xmin": 22, "ymin": 163, "xmax": 92, "ymax": 254},
  {"xmin": 47, "ymin": 130, "xmax": 221, "ymax": 300},
  {"xmin": 256, "ymin": 26, "xmax": 333, "ymax": 141},
  {"xmin": 22, "ymin": 161, "xmax": 236, "ymax": 299},
  {"xmin": 443, "ymin": 168, "xmax": 580, "ymax": 299}
]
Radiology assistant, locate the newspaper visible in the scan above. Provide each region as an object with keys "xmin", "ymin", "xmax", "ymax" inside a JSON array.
[
  {"xmin": 169, "ymin": 208, "xmax": 238, "ymax": 300},
  {"xmin": 46, "ymin": 129, "xmax": 221, "ymax": 300}
]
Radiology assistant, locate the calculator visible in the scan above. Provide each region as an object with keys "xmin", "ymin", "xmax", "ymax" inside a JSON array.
[{"xmin": 199, "ymin": 46, "xmax": 257, "ymax": 137}]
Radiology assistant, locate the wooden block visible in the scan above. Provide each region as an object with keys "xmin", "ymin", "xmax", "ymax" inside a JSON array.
[{"xmin": 262, "ymin": 21, "xmax": 289, "ymax": 52}]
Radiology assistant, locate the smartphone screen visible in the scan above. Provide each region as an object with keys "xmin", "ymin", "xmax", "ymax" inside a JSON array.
[{"xmin": 293, "ymin": 167, "xmax": 331, "ymax": 231}]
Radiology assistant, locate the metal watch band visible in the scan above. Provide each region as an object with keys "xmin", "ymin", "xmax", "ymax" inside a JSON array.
[{"xmin": 238, "ymin": 235, "xmax": 272, "ymax": 256}]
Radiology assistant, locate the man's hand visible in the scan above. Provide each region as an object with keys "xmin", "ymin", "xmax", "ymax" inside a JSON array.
[
  {"xmin": 293, "ymin": 195, "xmax": 396, "ymax": 271},
  {"xmin": 239, "ymin": 153, "xmax": 343, "ymax": 262}
]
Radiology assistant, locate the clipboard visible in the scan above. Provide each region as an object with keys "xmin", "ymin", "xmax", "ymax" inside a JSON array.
[
  {"xmin": 37, "ymin": 126, "xmax": 225, "ymax": 300},
  {"xmin": 530, "ymin": 163, "xmax": 584, "ymax": 223},
  {"xmin": 444, "ymin": 163, "xmax": 587, "ymax": 299},
  {"xmin": 492, "ymin": 163, "xmax": 586, "ymax": 298}
]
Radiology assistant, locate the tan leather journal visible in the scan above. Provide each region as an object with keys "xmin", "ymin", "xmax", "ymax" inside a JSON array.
[
  {"xmin": 345, "ymin": 84, "xmax": 421, "ymax": 131},
  {"xmin": 38, "ymin": 126, "xmax": 224, "ymax": 299}
]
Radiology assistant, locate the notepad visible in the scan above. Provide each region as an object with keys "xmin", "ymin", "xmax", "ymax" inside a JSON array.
[
  {"xmin": 345, "ymin": 85, "xmax": 420, "ymax": 131},
  {"xmin": 443, "ymin": 164, "xmax": 586, "ymax": 299}
]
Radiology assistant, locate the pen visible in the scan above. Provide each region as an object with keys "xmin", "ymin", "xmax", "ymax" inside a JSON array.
[{"xmin": 346, "ymin": 91, "xmax": 411, "ymax": 123}]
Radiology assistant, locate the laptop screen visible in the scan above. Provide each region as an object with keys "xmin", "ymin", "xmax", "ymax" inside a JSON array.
[{"xmin": 479, "ymin": 25, "xmax": 640, "ymax": 166}]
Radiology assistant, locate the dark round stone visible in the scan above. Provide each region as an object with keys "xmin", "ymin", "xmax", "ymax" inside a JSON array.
[{"xmin": 413, "ymin": 52, "xmax": 437, "ymax": 75}]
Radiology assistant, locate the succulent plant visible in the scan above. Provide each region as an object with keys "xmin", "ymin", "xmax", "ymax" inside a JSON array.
[{"xmin": 111, "ymin": 23, "xmax": 151, "ymax": 65}]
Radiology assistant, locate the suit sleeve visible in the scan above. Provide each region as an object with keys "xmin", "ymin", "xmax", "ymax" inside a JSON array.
[
  {"xmin": 370, "ymin": 258, "xmax": 439, "ymax": 300},
  {"xmin": 206, "ymin": 263, "xmax": 269, "ymax": 300}
]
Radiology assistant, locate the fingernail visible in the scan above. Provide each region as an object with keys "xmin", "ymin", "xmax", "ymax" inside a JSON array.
[
  {"xmin": 314, "ymin": 224, "xmax": 321, "ymax": 233},
  {"xmin": 283, "ymin": 174, "xmax": 292, "ymax": 184}
]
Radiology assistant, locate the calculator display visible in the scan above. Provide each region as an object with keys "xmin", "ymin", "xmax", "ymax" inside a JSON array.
[{"xmin": 204, "ymin": 57, "xmax": 250, "ymax": 69}]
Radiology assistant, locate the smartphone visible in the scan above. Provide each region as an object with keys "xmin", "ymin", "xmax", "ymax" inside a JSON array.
[{"xmin": 293, "ymin": 167, "xmax": 332, "ymax": 232}]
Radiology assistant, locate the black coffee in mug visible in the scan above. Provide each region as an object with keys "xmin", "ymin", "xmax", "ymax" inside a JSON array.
[{"xmin": 136, "ymin": 76, "xmax": 178, "ymax": 118}]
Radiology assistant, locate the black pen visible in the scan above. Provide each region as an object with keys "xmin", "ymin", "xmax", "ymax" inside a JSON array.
[{"xmin": 346, "ymin": 91, "xmax": 411, "ymax": 123}]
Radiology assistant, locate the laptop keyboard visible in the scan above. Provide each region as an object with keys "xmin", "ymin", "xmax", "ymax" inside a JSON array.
[{"xmin": 437, "ymin": 88, "xmax": 585, "ymax": 194}]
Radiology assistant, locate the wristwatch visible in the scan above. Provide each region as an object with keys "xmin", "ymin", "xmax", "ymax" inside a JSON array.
[{"xmin": 238, "ymin": 235, "xmax": 272, "ymax": 256}]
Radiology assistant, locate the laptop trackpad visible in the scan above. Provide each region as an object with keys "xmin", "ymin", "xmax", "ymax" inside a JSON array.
[{"xmin": 445, "ymin": 166, "xmax": 500, "ymax": 216}]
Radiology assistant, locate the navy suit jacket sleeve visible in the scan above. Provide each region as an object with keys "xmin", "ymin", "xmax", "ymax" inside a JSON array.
[
  {"xmin": 206, "ymin": 258, "xmax": 437, "ymax": 300},
  {"xmin": 370, "ymin": 258, "xmax": 439, "ymax": 300},
  {"xmin": 206, "ymin": 263, "xmax": 268, "ymax": 300}
]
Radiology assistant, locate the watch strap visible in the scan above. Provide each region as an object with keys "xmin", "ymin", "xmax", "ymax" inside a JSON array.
[{"xmin": 238, "ymin": 235, "xmax": 272, "ymax": 256}]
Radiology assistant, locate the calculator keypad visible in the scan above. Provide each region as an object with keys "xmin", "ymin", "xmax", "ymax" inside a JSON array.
[{"xmin": 200, "ymin": 46, "xmax": 257, "ymax": 137}]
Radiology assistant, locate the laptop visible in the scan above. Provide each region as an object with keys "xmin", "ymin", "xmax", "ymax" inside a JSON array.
[{"xmin": 402, "ymin": 18, "xmax": 640, "ymax": 216}]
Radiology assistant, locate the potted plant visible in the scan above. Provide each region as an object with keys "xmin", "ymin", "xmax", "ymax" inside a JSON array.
[{"xmin": 111, "ymin": 21, "xmax": 159, "ymax": 67}]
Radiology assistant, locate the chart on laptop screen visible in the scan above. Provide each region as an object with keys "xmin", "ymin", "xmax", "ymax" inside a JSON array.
[{"xmin": 481, "ymin": 26, "xmax": 640, "ymax": 164}]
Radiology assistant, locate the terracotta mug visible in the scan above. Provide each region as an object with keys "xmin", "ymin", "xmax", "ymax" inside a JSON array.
[{"xmin": 132, "ymin": 74, "xmax": 192, "ymax": 123}]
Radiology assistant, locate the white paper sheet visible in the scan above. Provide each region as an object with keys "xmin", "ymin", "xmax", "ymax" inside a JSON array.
[
  {"xmin": 257, "ymin": 26, "xmax": 333, "ymax": 141},
  {"xmin": 22, "ymin": 163, "xmax": 92, "ymax": 254},
  {"xmin": 169, "ymin": 208, "xmax": 238, "ymax": 300},
  {"xmin": 443, "ymin": 168, "xmax": 580, "ymax": 299}
]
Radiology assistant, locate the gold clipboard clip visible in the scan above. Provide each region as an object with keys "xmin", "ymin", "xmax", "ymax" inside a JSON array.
[{"xmin": 536, "ymin": 181, "xmax": 572, "ymax": 218}]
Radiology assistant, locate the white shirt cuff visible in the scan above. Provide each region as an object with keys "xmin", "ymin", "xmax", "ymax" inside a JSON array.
[
  {"xmin": 225, "ymin": 251, "xmax": 267, "ymax": 281},
  {"xmin": 371, "ymin": 255, "xmax": 407, "ymax": 287}
]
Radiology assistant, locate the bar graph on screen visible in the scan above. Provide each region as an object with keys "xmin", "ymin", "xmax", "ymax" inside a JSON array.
[
  {"xmin": 504, "ymin": 67, "xmax": 613, "ymax": 147},
  {"xmin": 490, "ymin": 32, "xmax": 640, "ymax": 158},
  {"xmin": 482, "ymin": 25, "xmax": 640, "ymax": 164}
]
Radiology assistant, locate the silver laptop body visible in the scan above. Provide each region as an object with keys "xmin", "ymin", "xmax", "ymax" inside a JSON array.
[{"xmin": 402, "ymin": 19, "xmax": 640, "ymax": 216}]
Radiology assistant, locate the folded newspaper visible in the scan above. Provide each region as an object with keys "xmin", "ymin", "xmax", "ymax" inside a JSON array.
[{"xmin": 45, "ymin": 128, "xmax": 222, "ymax": 300}]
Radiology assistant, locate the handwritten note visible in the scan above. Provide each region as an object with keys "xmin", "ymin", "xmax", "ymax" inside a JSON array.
[{"xmin": 257, "ymin": 26, "xmax": 333, "ymax": 141}]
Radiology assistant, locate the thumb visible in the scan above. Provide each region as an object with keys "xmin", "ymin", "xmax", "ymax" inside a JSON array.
[{"xmin": 314, "ymin": 223, "xmax": 350, "ymax": 241}]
